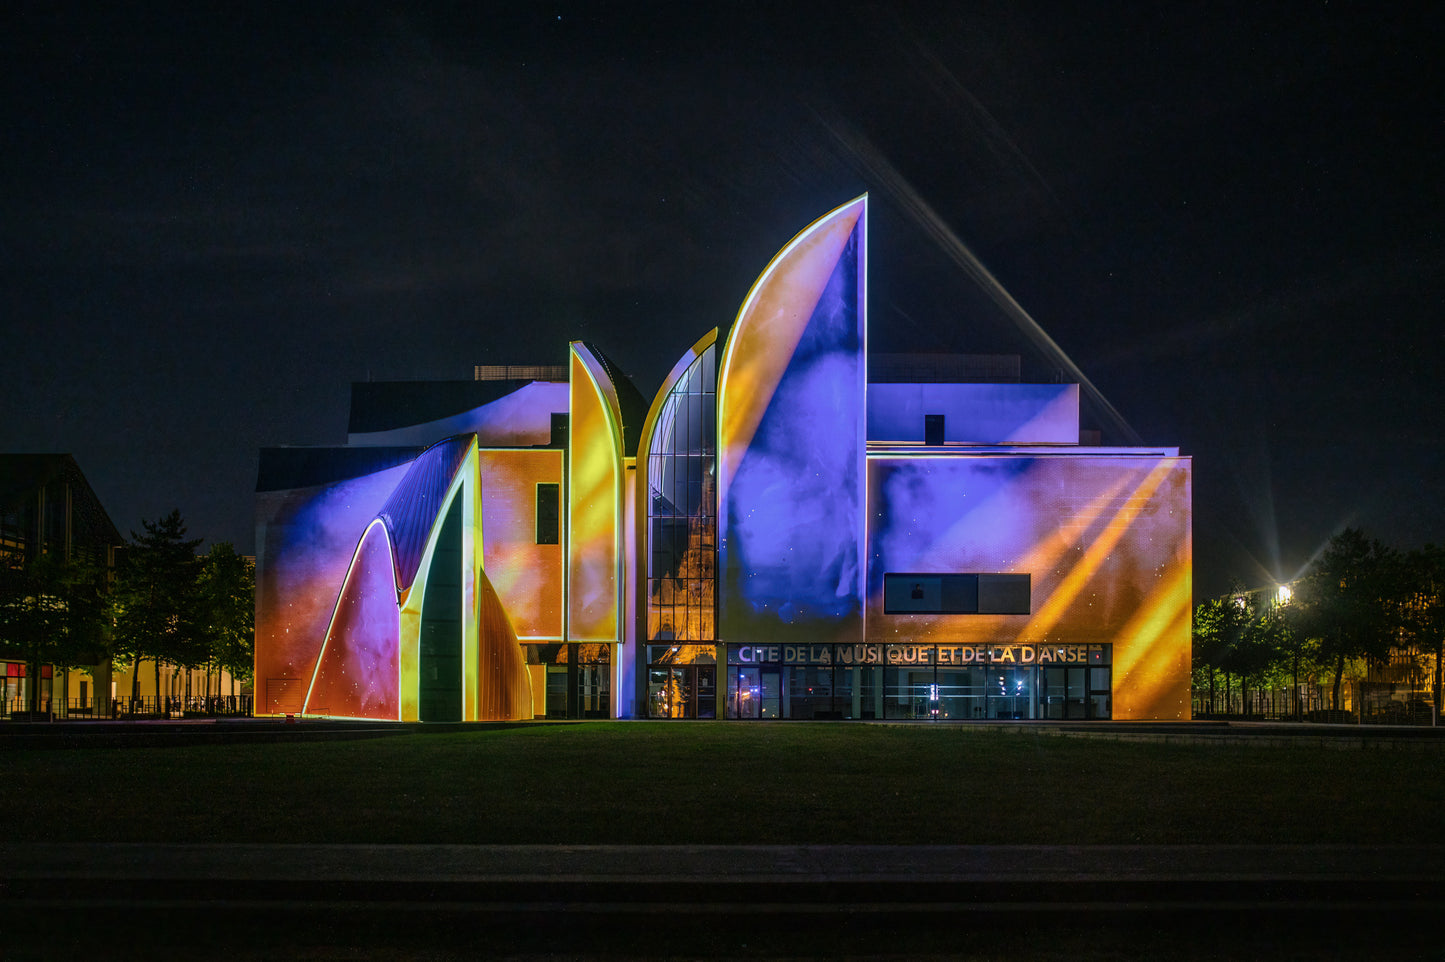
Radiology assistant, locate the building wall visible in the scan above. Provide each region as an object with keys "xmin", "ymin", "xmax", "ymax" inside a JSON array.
[
  {"xmin": 479, "ymin": 448, "xmax": 564, "ymax": 641},
  {"xmin": 867, "ymin": 383, "xmax": 1080, "ymax": 445},
  {"xmin": 254, "ymin": 465, "xmax": 410, "ymax": 715},
  {"xmin": 866, "ymin": 452, "xmax": 1192, "ymax": 719}
]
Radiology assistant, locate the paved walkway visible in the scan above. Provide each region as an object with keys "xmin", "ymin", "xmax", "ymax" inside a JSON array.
[
  {"xmin": 5, "ymin": 843, "xmax": 1442, "ymax": 958},
  {"xmin": 5, "ymin": 842, "xmax": 1443, "ymax": 908}
]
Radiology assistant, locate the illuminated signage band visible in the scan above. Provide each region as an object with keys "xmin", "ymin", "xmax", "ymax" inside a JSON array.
[{"xmin": 729, "ymin": 643, "xmax": 1107, "ymax": 666}]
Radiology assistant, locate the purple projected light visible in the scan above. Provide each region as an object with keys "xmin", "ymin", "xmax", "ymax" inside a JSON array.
[
  {"xmin": 304, "ymin": 519, "xmax": 401, "ymax": 719},
  {"xmin": 719, "ymin": 197, "xmax": 866, "ymax": 642}
]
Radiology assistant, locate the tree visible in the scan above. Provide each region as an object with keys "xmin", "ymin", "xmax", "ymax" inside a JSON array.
[
  {"xmin": 1287, "ymin": 529, "xmax": 1401, "ymax": 711},
  {"xmin": 1192, "ymin": 593, "xmax": 1249, "ymax": 713},
  {"xmin": 0, "ymin": 551, "xmax": 109, "ymax": 713},
  {"xmin": 1192, "ymin": 584, "xmax": 1290, "ymax": 715},
  {"xmin": 1271, "ymin": 592, "xmax": 1320, "ymax": 720},
  {"xmin": 1398, "ymin": 544, "xmax": 1445, "ymax": 717},
  {"xmin": 112, "ymin": 511, "xmax": 202, "ymax": 711},
  {"xmin": 197, "ymin": 543, "xmax": 254, "ymax": 702}
]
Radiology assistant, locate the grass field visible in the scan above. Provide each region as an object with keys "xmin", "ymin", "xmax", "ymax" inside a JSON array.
[{"xmin": 6, "ymin": 723, "xmax": 1444, "ymax": 844}]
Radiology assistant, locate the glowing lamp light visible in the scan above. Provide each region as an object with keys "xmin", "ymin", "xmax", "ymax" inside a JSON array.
[{"xmin": 1276, "ymin": 583, "xmax": 1293, "ymax": 606}]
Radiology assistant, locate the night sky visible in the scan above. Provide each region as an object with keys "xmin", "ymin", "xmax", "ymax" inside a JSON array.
[{"xmin": 4, "ymin": 2, "xmax": 1441, "ymax": 598}]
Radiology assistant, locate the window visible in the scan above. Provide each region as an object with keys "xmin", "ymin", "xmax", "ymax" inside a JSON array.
[
  {"xmin": 549, "ymin": 412, "xmax": 569, "ymax": 448},
  {"xmin": 535, "ymin": 483, "xmax": 559, "ymax": 544},
  {"xmin": 924, "ymin": 413, "xmax": 945, "ymax": 445},
  {"xmin": 883, "ymin": 573, "xmax": 1030, "ymax": 614},
  {"xmin": 646, "ymin": 344, "xmax": 717, "ymax": 643}
]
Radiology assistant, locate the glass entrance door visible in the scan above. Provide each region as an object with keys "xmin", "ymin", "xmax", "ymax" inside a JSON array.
[
  {"xmin": 759, "ymin": 668, "xmax": 781, "ymax": 718},
  {"xmin": 1042, "ymin": 667, "xmax": 1088, "ymax": 719},
  {"xmin": 577, "ymin": 664, "xmax": 610, "ymax": 718},
  {"xmin": 729, "ymin": 666, "xmax": 759, "ymax": 718},
  {"xmin": 648, "ymin": 667, "xmax": 692, "ymax": 718},
  {"xmin": 727, "ymin": 666, "xmax": 782, "ymax": 719},
  {"xmin": 987, "ymin": 667, "xmax": 1033, "ymax": 719}
]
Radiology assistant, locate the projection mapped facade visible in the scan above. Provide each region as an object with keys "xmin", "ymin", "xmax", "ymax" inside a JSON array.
[{"xmin": 255, "ymin": 195, "xmax": 1192, "ymax": 722}]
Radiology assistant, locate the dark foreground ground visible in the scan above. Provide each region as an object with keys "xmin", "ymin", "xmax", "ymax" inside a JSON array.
[
  {"xmin": 3, "ymin": 841, "xmax": 1443, "ymax": 960},
  {"xmin": 4, "ymin": 719, "xmax": 1444, "ymax": 958}
]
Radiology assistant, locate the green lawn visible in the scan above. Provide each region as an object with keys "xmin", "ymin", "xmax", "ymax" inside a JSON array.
[{"xmin": 6, "ymin": 723, "xmax": 1442, "ymax": 844}]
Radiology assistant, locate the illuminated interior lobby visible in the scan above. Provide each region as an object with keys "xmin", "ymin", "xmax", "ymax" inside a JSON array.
[{"xmin": 254, "ymin": 196, "xmax": 1192, "ymax": 723}]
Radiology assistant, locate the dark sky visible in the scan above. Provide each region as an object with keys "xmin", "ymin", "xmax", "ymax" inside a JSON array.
[{"xmin": 4, "ymin": 2, "xmax": 1441, "ymax": 598}]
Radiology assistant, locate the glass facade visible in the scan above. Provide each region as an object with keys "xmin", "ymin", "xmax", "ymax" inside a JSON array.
[
  {"xmin": 644, "ymin": 344, "xmax": 718, "ymax": 719},
  {"xmin": 645, "ymin": 644, "xmax": 716, "ymax": 718},
  {"xmin": 724, "ymin": 644, "xmax": 1111, "ymax": 720},
  {"xmin": 528, "ymin": 643, "xmax": 612, "ymax": 719},
  {"xmin": 646, "ymin": 344, "xmax": 716, "ymax": 644}
]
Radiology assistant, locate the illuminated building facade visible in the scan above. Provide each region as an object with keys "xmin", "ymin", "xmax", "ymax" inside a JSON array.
[{"xmin": 254, "ymin": 196, "xmax": 1192, "ymax": 722}]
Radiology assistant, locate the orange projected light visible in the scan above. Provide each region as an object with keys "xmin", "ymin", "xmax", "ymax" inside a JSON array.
[
  {"xmin": 867, "ymin": 454, "xmax": 1191, "ymax": 720},
  {"xmin": 718, "ymin": 196, "xmax": 866, "ymax": 461},
  {"xmin": 303, "ymin": 518, "xmax": 401, "ymax": 720},
  {"xmin": 254, "ymin": 464, "xmax": 411, "ymax": 715},
  {"xmin": 257, "ymin": 436, "xmax": 536, "ymax": 723},
  {"xmin": 476, "ymin": 566, "xmax": 534, "ymax": 720},
  {"xmin": 568, "ymin": 344, "xmax": 624, "ymax": 642},
  {"xmin": 479, "ymin": 448, "xmax": 564, "ymax": 639}
]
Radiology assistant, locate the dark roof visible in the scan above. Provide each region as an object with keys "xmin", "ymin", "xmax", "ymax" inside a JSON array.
[
  {"xmin": 377, "ymin": 436, "xmax": 473, "ymax": 589},
  {"xmin": 255, "ymin": 446, "xmax": 424, "ymax": 493},
  {"xmin": 0, "ymin": 453, "xmax": 122, "ymax": 547},
  {"xmin": 0, "ymin": 454, "xmax": 70, "ymax": 509},
  {"xmin": 580, "ymin": 343, "xmax": 650, "ymax": 458},
  {"xmin": 348, "ymin": 380, "xmax": 537, "ymax": 435}
]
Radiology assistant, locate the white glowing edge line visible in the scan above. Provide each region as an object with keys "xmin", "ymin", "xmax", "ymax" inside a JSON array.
[
  {"xmin": 715, "ymin": 194, "xmax": 868, "ymax": 499},
  {"xmin": 858, "ymin": 201, "xmax": 868, "ymax": 644},
  {"xmin": 301, "ymin": 516, "xmax": 398, "ymax": 717}
]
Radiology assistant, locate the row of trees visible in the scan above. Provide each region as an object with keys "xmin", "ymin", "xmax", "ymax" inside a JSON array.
[
  {"xmin": 0, "ymin": 510, "xmax": 254, "ymax": 714},
  {"xmin": 1193, "ymin": 528, "xmax": 1445, "ymax": 716}
]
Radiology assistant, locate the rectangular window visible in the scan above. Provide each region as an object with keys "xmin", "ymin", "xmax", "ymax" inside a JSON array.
[
  {"xmin": 924, "ymin": 413, "xmax": 945, "ymax": 445},
  {"xmin": 535, "ymin": 483, "xmax": 560, "ymax": 544},
  {"xmin": 883, "ymin": 573, "xmax": 1030, "ymax": 614}
]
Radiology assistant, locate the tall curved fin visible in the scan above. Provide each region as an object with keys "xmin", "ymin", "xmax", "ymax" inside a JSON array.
[
  {"xmin": 567, "ymin": 342, "xmax": 626, "ymax": 643},
  {"xmin": 717, "ymin": 197, "xmax": 868, "ymax": 646}
]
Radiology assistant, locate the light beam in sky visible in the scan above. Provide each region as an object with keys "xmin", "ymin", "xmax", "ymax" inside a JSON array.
[{"xmin": 814, "ymin": 109, "xmax": 1142, "ymax": 445}]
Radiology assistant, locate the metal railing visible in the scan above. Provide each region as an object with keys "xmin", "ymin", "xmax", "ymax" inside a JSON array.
[
  {"xmin": 1192, "ymin": 684, "xmax": 1438, "ymax": 726},
  {"xmin": 1, "ymin": 694, "xmax": 253, "ymax": 721}
]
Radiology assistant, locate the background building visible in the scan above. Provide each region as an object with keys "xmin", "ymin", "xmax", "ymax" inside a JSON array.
[
  {"xmin": 1, "ymin": 453, "xmax": 250, "ymax": 717},
  {"xmin": 0, "ymin": 453, "xmax": 120, "ymax": 714},
  {"xmin": 254, "ymin": 196, "xmax": 1192, "ymax": 722}
]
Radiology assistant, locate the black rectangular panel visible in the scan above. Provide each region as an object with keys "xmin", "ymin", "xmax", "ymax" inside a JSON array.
[
  {"xmin": 883, "ymin": 572, "xmax": 1027, "ymax": 614},
  {"xmin": 978, "ymin": 573, "xmax": 1031, "ymax": 614},
  {"xmin": 536, "ymin": 483, "xmax": 560, "ymax": 544},
  {"xmin": 940, "ymin": 574, "xmax": 979, "ymax": 613},
  {"xmin": 924, "ymin": 413, "xmax": 945, "ymax": 446}
]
